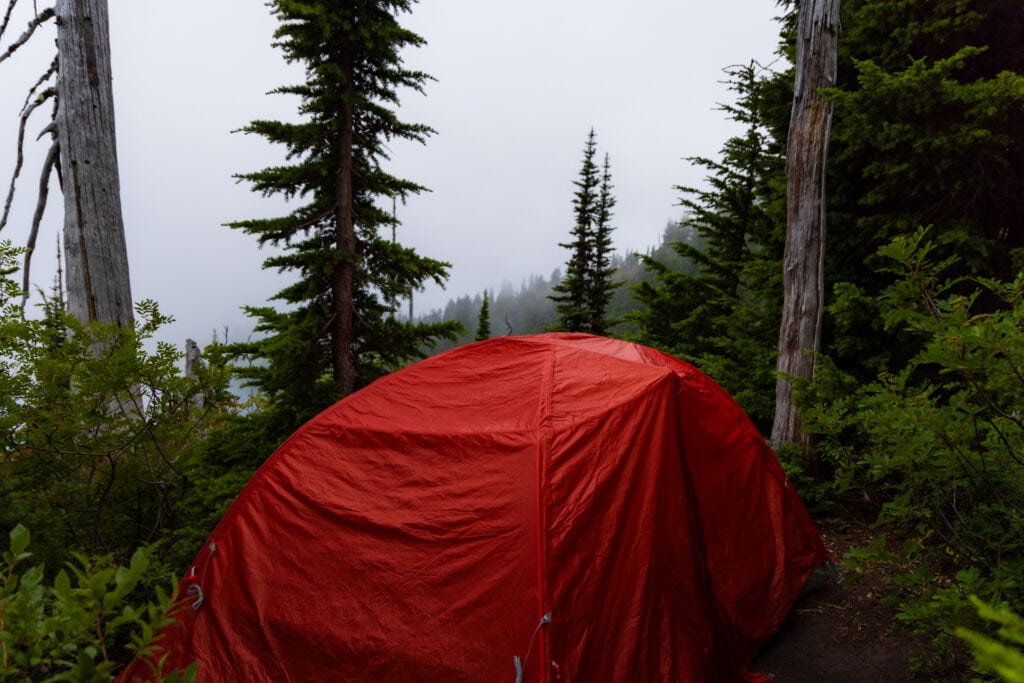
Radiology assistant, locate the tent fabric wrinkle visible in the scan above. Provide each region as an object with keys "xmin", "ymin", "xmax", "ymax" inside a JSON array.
[{"xmin": 121, "ymin": 332, "xmax": 827, "ymax": 682}]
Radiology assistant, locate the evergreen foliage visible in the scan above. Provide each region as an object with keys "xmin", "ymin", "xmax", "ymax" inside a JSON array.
[
  {"xmin": 549, "ymin": 129, "xmax": 620, "ymax": 333},
  {"xmin": 824, "ymin": 0, "xmax": 1024, "ymax": 381},
  {"xmin": 474, "ymin": 290, "xmax": 491, "ymax": 341},
  {"xmin": 421, "ymin": 273, "xmax": 558, "ymax": 352},
  {"xmin": 422, "ymin": 224, "xmax": 689, "ymax": 353},
  {"xmin": 767, "ymin": 0, "xmax": 1024, "ymax": 670},
  {"xmin": 629, "ymin": 63, "xmax": 786, "ymax": 428},
  {"xmin": 587, "ymin": 154, "xmax": 619, "ymax": 335},
  {"xmin": 226, "ymin": 0, "xmax": 461, "ymax": 447}
]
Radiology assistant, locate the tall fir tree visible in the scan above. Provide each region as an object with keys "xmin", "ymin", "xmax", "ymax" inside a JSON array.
[
  {"xmin": 549, "ymin": 129, "xmax": 618, "ymax": 334},
  {"xmin": 474, "ymin": 290, "xmax": 491, "ymax": 341},
  {"xmin": 587, "ymin": 154, "xmax": 620, "ymax": 335},
  {"xmin": 227, "ymin": 0, "xmax": 460, "ymax": 443},
  {"xmin": 550, "ymin": 129, "xmax": 600, "ymax": 332},
  {"xmin": 821, "ymin": 0, "xmax": 1024, "ymax": 381},
  {"xmin": 630, "ymin": 63, "xmax": 787, "ymax": 428}
]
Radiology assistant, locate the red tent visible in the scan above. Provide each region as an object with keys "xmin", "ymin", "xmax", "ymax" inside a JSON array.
[{"xmin": 127, "ymin": 333, "xmax": 826, "ymax": 681}]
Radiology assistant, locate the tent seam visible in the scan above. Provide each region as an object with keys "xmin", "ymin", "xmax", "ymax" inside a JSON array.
[{"xmin": 533, "ymin": 342, "xmax": 555, "ymax": 682}]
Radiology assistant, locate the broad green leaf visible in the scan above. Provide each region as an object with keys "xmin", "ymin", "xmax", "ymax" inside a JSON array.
[{"xmin": 9, "ymin": 524, "xmax": 29, "ymax": 556}]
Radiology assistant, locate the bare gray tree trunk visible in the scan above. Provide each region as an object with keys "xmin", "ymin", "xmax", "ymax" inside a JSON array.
[
  {"xmin": 185, "ymin": 338, "xmax": 205, "ymax": 408},
  {"xmin": 55, "ymin": 0, "xmax": 133, "ymax": 327},
  {"xmin": 771, "ymin": 0, "xmax": 839, "ymax": 462},
  {"xmin": 185, "ymin": 339, "xmax": 202, "ymax": 377}
]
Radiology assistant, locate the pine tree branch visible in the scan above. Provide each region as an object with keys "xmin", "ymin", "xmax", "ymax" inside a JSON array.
[
  {"xmin": 292, "ymin": 205, "xmax": 335, "ymax": 233},
  {"xmin": 34, "ymin": 119, "xmax": 54, "ymax": 140},
  {"xmin": 0, "ymin": 6, "xmax": 53, "ymax": 65},
  {"xmin": 20, "ymin": 139, "xmax": 57, "ymax": 308}
]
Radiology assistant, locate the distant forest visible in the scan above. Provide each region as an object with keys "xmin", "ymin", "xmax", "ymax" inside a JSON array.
[{"xmin": 420, "ymin": 220, "xmax": 698, "ymax": 351}]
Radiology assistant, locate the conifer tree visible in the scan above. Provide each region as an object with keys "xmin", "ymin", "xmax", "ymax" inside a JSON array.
[
  {"xmin": 549, "ymin": 129, "xmax": 618, "ymax": 334},
  {"xmin": 550, "ymin": 129, "xmax": 599, "ymax": 332},
  {"xmin": 474, "ymin": 290, "xmax": 491, "ymax": 341},
  {"xmin": 228, "ymin": 0, "xmax": 459, "ymax": 437},
  {"xmin": 630, "ymin": 63, "xmax": 786, "ymax": 428},
  {"xmin": 820, "ymin": 0, "xmax": 1024, "ymax": 383},
  {"xmin": 587, "ymin": 154, "xmax": 619, "ymax": 335}
]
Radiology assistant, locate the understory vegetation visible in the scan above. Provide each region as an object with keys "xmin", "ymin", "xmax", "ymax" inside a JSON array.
[{"xmin": 804, "ymin": 230, "xmax": 1024, "ymax": 675}]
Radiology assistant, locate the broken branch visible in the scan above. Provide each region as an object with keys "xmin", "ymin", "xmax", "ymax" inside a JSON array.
[
  {"xmin": 20, "ymin": 139, "xmax": 57, "ymax": 308},
  {"xmin": 0, "ymin": 85, "xmax": 53, "ymax": 233},
  {"xmin": 0, "ymin": 0, "xmax": 18, "ymax": 43},
  {"xmin": 0, "ymin": 5, "xmax": 53, "ymax": 66}
]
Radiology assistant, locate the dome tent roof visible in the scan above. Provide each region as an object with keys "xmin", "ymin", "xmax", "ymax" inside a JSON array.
[{"xmin": 126, "ymin": 333, "xmax": 826, "ymax": 682}]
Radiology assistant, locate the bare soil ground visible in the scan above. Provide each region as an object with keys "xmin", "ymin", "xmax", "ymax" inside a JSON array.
[{"xmin": 749, "ymin": 517, "xmax": 966, "ymax": 682}]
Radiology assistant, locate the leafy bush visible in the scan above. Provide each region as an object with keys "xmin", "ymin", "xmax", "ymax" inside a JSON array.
[
  {"xmin": 0, "ymin": 524, "xmax": 195, "ymax": 681},
  {"xmin": 805, "ymin": 228, "xmax": 1024, "ymax": 670},
  {"xmin": 0, "ymin": 240, "xmax": 240, "ymax": 570},
  {"xmin": 957, "ymin": 596, "xmax": 1024, "ymax": 682}
]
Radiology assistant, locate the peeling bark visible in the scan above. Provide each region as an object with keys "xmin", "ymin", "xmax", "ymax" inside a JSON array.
[
  {"xmin": 55, "ymin": 0, "xmax": 132, "ymax": 327},
  {"xmin": 771, "ymin": 0, "xmax": 840, "ymax": 461}
]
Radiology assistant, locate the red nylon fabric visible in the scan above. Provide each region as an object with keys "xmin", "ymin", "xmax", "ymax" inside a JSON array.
[{"xmin": 123, "ymin": 334, "xmax": 826, "ymax": 682}]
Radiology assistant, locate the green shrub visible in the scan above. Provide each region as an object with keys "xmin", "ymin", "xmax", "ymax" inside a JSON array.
[
  {"xmin": 0, "ymin": 240, "xmax": 240, "ymax": 570},
  {"xmin": 0, "ymin": 524, "xmax": 195, "ymax": 681},
  {"xmin": 804, "ymin": 228, "xmax": 1024, "ymax": 671},
  {"xmin": 957, "ymin": 596, "xmax": 1024, "ymax": 682}
]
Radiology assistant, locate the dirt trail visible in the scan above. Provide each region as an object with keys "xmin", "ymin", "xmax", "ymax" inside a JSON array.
[{"xmin": 750, "ymin": 518, "xmax": 940, "ymax": 682}]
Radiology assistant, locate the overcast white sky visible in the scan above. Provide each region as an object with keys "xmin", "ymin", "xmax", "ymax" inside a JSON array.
[{"xmin": 0, "ymin": 0, "xmax": 784, "ymax": 350}]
